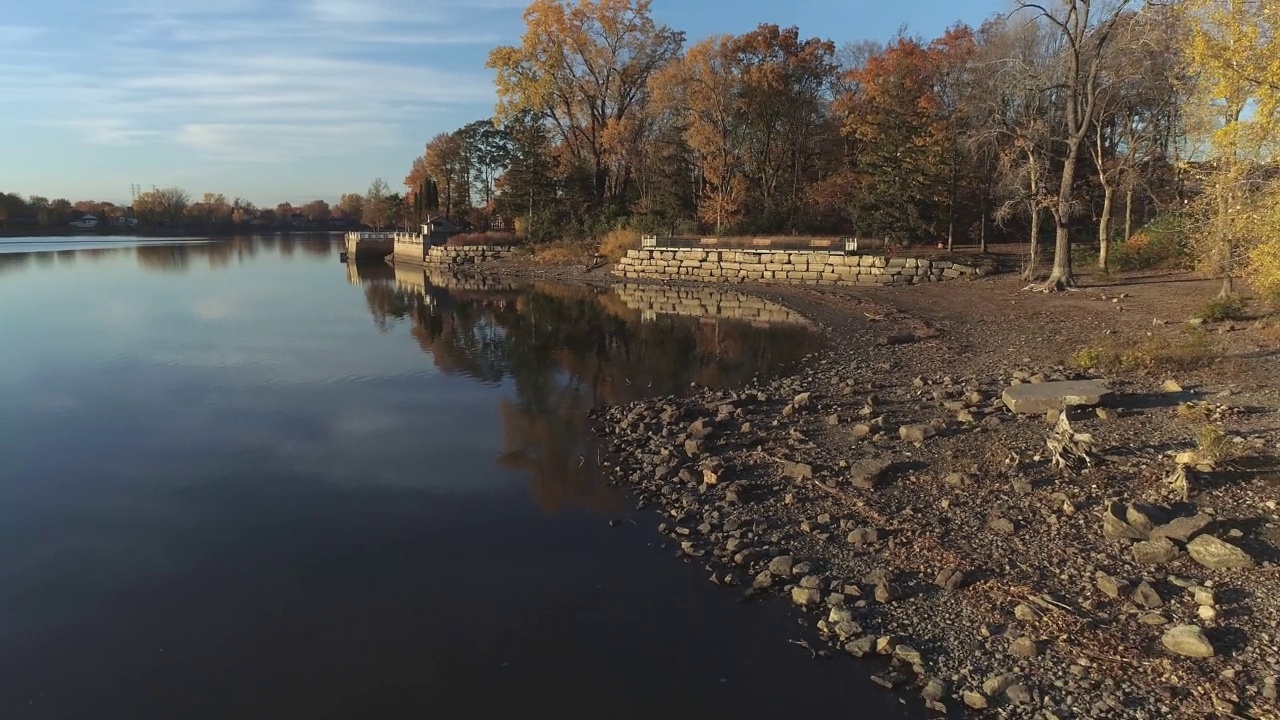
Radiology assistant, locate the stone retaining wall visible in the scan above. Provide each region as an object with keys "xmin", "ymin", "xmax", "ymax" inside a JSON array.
[
  {"xmin": 613, "ymin": 283, "xmax": 810, "ymax": 325},
  {"xmin": 423, "ymin": 245, "xmax": 514, "ymax": 267},
  {"xmin": 615, "ymin": 249, "xmax": 986, "ymax": 286}
]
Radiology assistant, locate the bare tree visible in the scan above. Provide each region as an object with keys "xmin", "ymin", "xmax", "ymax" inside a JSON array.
[{"xmin": 1014, "ymin": 0, "xmax": 1133, "ymax": 291}]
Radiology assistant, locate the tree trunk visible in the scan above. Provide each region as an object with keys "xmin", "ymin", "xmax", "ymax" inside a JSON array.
[
  {"xmin": 1024, "ymin": 204, "xmax": 1041, "ymax": 281},
  {"xmin": 947, "ymin": 219, "xmax": 954, "ymax": 252},
  {"xmin": 1217, "ymin": 178, "xmax": 1234, "ymax": 298},
  {"xmin": 1042, "ymin": 140, "xmax": 1080, "ymax": 290},
  {"xmin": 1123, "ymin": 187, "xmax": 1134, "ymax": 242},
  {"xmin": 1098, "ymin": 183, "xmax": 1113, "ymax": 272},
  {"xmin": 980, "ymin": 212, "xmax": 988, "ymax": 254}
]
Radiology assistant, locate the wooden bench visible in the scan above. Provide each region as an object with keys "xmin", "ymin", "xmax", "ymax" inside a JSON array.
[
  {"xmin": 807, "ymin": 239, "xmax": 834, "ymax": 248},
  {"xmin": 699, "ymin": 237, "xmax": 719, "ymax": 246},
  {"xmin": 751, "ymin": 238, "xmax": 773, "ymax": 247}
]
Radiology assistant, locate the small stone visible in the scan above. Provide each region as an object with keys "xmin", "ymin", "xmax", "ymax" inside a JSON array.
[
  {"xmin": 826, "ymin": 414, "xmax": 840, "ymax": 427},
  {"xmin": 791, "ymin": 586, "xmax": 821, "ymax": 607},
  {"xmin": 1140, "ymin": 613, "xmax": 1170, "ymax": 626},
  {"xmin": 988, "ymin": 517, "xmax": 1015, "ymax": 534},
  {"xmin": 1014, "ymin": 604, "xmax": 1043, "ymax": 622},
  {"xmin": 1132, "ymin": 581, "xmax": 1164, "ymax": 609},
  {"xmin": 834, "ymin": 621, "xmax": 862, "ymax": 639},
  {"xmin": 783, "ymin": 462, "xmax": 814, "ymax": 481},
  {"xmin": 1162, "ymin": 379, "xmax": 1184, "ymax": 393},
  {"xmin": 1006, "ymin": 684, "xmax": 1034, "ymax": 705},
  {"xmin": 935, "ymin": 567, "xmax": 966, "ymax": 591},
  {"xmin": 875, "ymin": 636, "xmax": 897, "ymax": 655},
  {"xmin": 1133, "ymin": 537, "xmax": 1182, "ymax": 565},
  {"xmin": 894, "ymin": 644, "xmax": 923, "ymax": 665},
  {"xmin": 1192, "ymin": 586, "xmax": 1215, "ymax": 606},
  {"xmin": 875, "ymin": 583, "xmax": 901, "ymax": 603},
  {"xmin": 962, "ymin": 691, "xmax": 989, "ymax": 710},
  {"xmin": 1126, "ymin": 503, "xmax": 1170, "ymax": 534},
  {"xmin": 845, "ymin": 637, "xmax": 875, "ymax": 657},
  {"xmin": 1197, "ymin": 605, "xmax": 1218, "ymax": 622},
  {"xmin": 799, "ymin": 575, "xmax": 822, "ymax": 590},
  {"xmin": 1009, "ymin": 637, "xmax": 1039, "ymax": 658},
  {"xmin": 847, "ymin": 528, "xmax": 879, "ymax": 546},
  {"xmin": 1187, "ymin": 535, "xmax": 1254, "ymax": 569},
  {"xmin": 899, "ymin": 424, "xmax": 936, "ymax": 443},
  {"xmin": 1096, "ymin": 572, "xmax": 1129, "ymax": 599},
  {"xmin": 1162, "ymin": 625, "xmax": 1215, "ymax": 657},
  {"xmin": 943, "ymin": 473, "xmax": 967, "ymax": 487},
  {"xmin": 793, "ymin": 392, "xmax": 812, "ymax": 408},
  {"xmin": 983, "ymin": 673, "xmax": 1018, "ymax": 697},
  {"xmin": 768, "ymin": 555, "xmax": 794, "ymax": 576},
  {"xmin": 922, "ymin": 677, "xmax": 948, "ymax": 702},
  {"xmin": 852, "ymin": 424, "xmax": 872, "ymax": 438}
]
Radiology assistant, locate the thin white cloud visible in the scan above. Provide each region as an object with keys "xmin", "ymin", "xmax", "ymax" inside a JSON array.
[{"xmin": 5, "ymin": 0, "xmax": 508, "ymax": 167}]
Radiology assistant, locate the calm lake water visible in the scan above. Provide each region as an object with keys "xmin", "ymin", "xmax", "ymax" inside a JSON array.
[{"xmin": 0, "ymin": 235, "xmax": 915, "ymax": 719}]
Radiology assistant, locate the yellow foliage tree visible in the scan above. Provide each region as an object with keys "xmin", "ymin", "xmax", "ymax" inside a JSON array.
[
  {"xmin": 1181, "ymin": 0, "xmax": 1280, "ymax": 297},
  {"xmin": 486, "ymin": 0, "xmax": 683, "ymax": 208}
]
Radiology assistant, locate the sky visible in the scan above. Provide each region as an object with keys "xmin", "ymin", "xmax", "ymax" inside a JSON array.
[{"xmin": 0, "ymin": 0, "xmax": 995, "ymax": 206}]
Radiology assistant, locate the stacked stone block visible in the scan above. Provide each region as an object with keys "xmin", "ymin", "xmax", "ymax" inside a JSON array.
[{"xmin": 614, "ymin": 249, "xmax": 984, "ymax": 286}]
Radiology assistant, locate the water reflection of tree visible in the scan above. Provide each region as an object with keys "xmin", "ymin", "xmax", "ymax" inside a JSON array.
[
  {"xmin": 361, "ymin": 275, "xmax": 819, "ymax": 515},
  {"xmin": 132, "ymin": 235, "xmax": 332, "ymax": 274},
  {"xmin": 0, "ymin": 253, "xmax": 31, "ymax": 276}
]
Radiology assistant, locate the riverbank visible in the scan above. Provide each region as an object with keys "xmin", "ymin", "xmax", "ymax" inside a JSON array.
[{"xmin": 480, "ymin": 253, "xmax": 1280, "ymax": 718}]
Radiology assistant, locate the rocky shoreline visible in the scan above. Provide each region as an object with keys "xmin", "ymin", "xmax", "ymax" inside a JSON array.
[
  {"xmin": 573, "ymin": 279, "xmax": 1280, "ymax": 719},
  {"xmin": 466, "ymin": 255, "xmax": 1280, "ymax": 717}
]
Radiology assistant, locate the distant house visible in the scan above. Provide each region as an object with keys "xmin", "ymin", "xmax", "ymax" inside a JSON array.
[
  {"xmin": 422, "ymin": 216, "xmax": 460, "ymax": 246},
  {"xmin": 69, "ymin": 214, "xmax": 100, "ymax": 229}
]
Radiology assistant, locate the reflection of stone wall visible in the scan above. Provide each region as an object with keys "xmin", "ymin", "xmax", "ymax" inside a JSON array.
[
  {"xmin": 615, "ymin": 249, "xmax": 986, "ymax": 286},
  {"xmin": 392, "ymin": 263, "xmax": 521, "ymax": 294},
  {"xmin": 613, "ymin": 283, "xmax": 810, "ymax": 325}
]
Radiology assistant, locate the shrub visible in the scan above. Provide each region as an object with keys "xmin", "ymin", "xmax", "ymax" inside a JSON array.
[
  {"xmin": 1113, "ymin": 215, "xmax": 1192, "ymax": 271},
  {"xmin": 1066, "ymin": 328, "xmax": 1220, "ymax": 375},
  {"xmin": 599, "ymin": 229, "xmax": 640, "ymax": 262},
  {"xmin": 1195, "ymin": 295, "xmax": 1247, "ymax": 322}
]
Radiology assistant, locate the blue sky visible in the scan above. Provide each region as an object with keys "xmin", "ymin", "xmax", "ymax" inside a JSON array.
[{"xmin": 0, "ymin": 0, "xmax": 994, "ymax": 206}]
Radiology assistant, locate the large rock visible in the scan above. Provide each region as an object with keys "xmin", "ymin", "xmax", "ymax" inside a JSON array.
[
  {"xmin": 1187, "ymin": 535, "xmax": 1255, "ymax": 569},
  {"xmin": 849, "ymin": 458, "xmax": 893, "ymax": 489},
  {"xmin": 1162, "ymin": 625, "xmax": 1215, "ymax": 657},
  {"xmin": 1001, "ymin": 380, "xmax": 1112, "ymax": 415},
  {"xmin": 1102, "ymin": 502, "xmax": 1148, "ymax": 541},
  {"xmin": 1151, "ymin": 513, "xmax": 1214, "ymax": 542},
  {"xmin": 898, "ymin": 424, "xmax": 936, "ymax": 443},
  {"xmin": 1134, "ymin": 537, "xmax": 1182, "ymax": 565},
  {"xmin": 768, "ymin": 555, "xmax": 795, "ymax": 576}
]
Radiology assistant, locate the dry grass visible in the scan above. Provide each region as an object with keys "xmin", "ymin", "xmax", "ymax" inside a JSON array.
[
  {"xmin": 599, "ymin": 229, "xmax": 640, "ymax": 262},
  {"xmin": 1068, "ymin": 328, "xmax": 1221, "ymax": 375},
  {"xmin": 1194, "ymin": 424, "xmax": 1241, "ymax": 466},
  {"xmin": 530, "ymin": 241, "xmax": 594, "ymax": 265}
]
